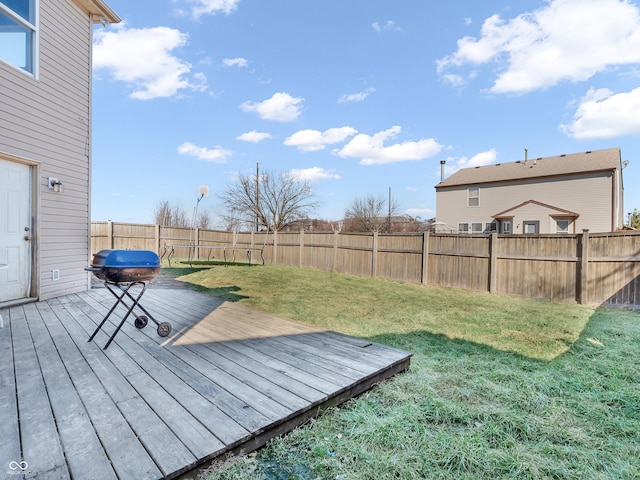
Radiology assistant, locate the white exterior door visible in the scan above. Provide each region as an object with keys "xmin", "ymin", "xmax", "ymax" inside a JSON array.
[{"xmin": 0, "ymin": 159, "xmax": 32, "ymax": 302}]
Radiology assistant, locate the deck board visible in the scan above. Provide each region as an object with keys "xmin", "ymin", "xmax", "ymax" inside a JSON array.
[{"xmin": 1, "ymin": 286, "xmax": 411, "ymax": 480}]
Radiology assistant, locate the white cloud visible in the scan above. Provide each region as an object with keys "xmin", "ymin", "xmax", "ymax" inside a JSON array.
[
  {"xmin": 180, "ymin": 0, "xmax": 241, "ymax": 19},
  {"xmin": 437, "ymin": 0, "xmax": 640, "ymax": 94},
  {"xmin": 338, "ymin": 88, "xmax": 376, "ymax": 103},
  {"xmin": 239, "ymin": 92, "xmax": 304, "ymax": 122},
  {"xmin": 236, "ymin": 131, "xmax": 273, "ymax": 143},
  {"xmin": 372, "ymin": 20, "xmax": 403, "ymax": 32},
  {"xmin": 222, "ymin": 57, "xmax": 248, "ymax": 68},
  {"xmin": 440, "ymin": 73, "xmax": 466, "ymax": 88},
  {"xmin": 93, "ymin": 24, "xmax": 207, "ymax": 100},
  {"xmin": 178, "ymin": 141, "xmax": 232, "ymax": 162},
  {"xmin": 284, "ymin": 127, "xmax": 357, "ymax": 152},
  {"xmin": 560, "ymin": 87, "xmax": 640, "ymax": 139},
  {"xmin": 288, "ymin": 167, "xmax": 341, "ymax": 182},
  {"xmin": 443, "ymin": 149, "xmax": 498, "ymax": 176},
  {"xmin": 335, "ymin": 126, "xmax": 442, "ymax": 165}
]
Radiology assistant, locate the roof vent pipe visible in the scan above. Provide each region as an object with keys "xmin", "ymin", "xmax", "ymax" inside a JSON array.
[
  {"xmin": 524, "ymin": 148, "xmax": 528, "ymax": 165},
  {"xmin": 440, "ymin": 160, "xmax": 446, "ymax": 182}
]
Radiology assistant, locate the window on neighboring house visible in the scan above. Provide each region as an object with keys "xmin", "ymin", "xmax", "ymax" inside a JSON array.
[
  {"xmin": 467, "ymin": 187, "xmax": 479, "ymax": 207},
  {"xmin": 555, "ymin": 219, "xmax": 570, "ymax": 234},
  {"xmin": 0, "ymin": 0, "xmax": 37, "ymax": 75},
  {"xmin": 485, "ymin": 221, "xmax": 497, "ymax": 232},
  {"xmin": 458, "ymin": 223, "xmax": 469, "ymax": 234},
  {"xmin": 501, "ymin": 220, "xmax": 512, "ymax": 234},
  {"xmin": 523, "ymin": 221, "xmax": 539, "ymax": 234},
  {"xmin": 471, "ymin": 222, "xmax": 483, "ymax": 233}
]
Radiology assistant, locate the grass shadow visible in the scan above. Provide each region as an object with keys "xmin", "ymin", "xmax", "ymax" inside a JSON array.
[{"xmin": 159, "ymin": 267, "xmax": 250, "ymax": 301}]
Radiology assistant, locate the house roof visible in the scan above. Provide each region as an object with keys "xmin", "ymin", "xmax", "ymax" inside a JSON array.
[
  {"xmin": 436, "ymin": 147, "xmax": 621, "ymax": 189},
  {"xmin": 73, "ymin": 0, "xmax": 121, "ymax": 24},
  {"xmin": 493, "ymin": 199, "xmax": 580, "ymax": 219}
]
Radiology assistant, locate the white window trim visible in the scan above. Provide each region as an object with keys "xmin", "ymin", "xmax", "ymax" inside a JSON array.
[
  {"xmin": 0, "ymin": 0, "xmax": 39, "ymax": 78},
  {"xmin": 458, "ymin": 222, "xmax": 486, "ymax": 234},
  {"xmin": 523, "ymin": 220, "xmax": 539, "ymax": 234},
  {"xmin": 486, "ymin": 221, "xmax": 497, "ymax": 232},
  {"xmin": 501, "ymin": 220, "xmax": 512, "ymax": 234},
  {"xmin": 467, "ymin": 187, "xmax": 480, "ymax": 207},
  {"xmin": 555, "ymin": 218, "xmax": 570, "ymax": 234}
]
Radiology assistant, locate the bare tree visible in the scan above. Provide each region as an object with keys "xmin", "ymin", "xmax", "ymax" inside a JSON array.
[
  {"xmin": 344, "ymin": 194, "xmax": 400, "ymax": 232},
  {"xmin": 196, "ymin": 209, "xmax": 213, "ymax": 230},
  {"xmin": 153, "ymin": 200, "xmax": 190, "ymax": 227},
  {"xmin": 629, "ymin": 208, "xmax": 640, "ymax": 229},
  {"xmin": 219, "ymin": 169, "xmax": 318, "ymax": 231}
]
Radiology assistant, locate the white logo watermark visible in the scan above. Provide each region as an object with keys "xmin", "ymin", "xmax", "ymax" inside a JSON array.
[{"xmin": 7, "ymin": 460, "xmax": 28, "ymax": 476}]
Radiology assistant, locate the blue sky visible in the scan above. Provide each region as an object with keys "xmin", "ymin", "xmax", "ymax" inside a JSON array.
[{"xmin": 92, "ymin": 0, "xmax": 640, "ymax": 226}]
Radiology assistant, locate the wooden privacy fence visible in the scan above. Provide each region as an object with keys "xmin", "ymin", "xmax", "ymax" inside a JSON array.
[{"xmin": 91, "ymin": 221, "xmax": 640, "ymax": 306}]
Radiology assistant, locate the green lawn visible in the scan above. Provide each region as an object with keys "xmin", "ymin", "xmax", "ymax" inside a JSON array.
[{"xmin": 164, "ymin": 263, "xmax": 640, "ymax": 480}]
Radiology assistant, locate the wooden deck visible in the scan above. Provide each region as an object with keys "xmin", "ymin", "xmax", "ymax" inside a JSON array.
[{"xmin": 0, "ymin": 284, "xmax": 411, "ymax": 479}]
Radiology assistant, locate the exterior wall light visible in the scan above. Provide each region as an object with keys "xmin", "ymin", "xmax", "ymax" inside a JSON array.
[{"xmin": 48, "ymin": 177, "xmax": 64, "ymax": 193}]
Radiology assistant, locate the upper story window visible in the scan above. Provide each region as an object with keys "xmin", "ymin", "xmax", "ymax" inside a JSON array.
[
  {"xmin": 467, "ymin": 187, "xmax": 479, "ymax": 207},
  {"xmin": 0, "ymin": 0, "xmax": 37, "ymax": 75}
]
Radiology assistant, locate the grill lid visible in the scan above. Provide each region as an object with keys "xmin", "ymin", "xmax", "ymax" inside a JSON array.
[{"xmin": 91, "ymin": 249, "xmax": 160, "ymax": 268}]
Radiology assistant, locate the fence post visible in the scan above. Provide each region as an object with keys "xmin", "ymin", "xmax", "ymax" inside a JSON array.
[
  {"xmin": 299, "ymin": 229, "xmax": 304, "ymax": 268},
  {"xmin": 372, "ymin": 231, "xmax": 378, "ymax": 278},
  {"xmin": 107, "ymin": 220, "xmax": 113, "ymax": 249},
  {"xmin": 273, "ymin": 230, "xmax": 278, "ymax": 264},
  {"xmin": 489, "ymin": 232, "xmax": 498, "ymax": 293},
  {"xmin": 195, "ymin": 227, "xmax": 200, "ymax": 260},
  {"xmin": 578, "ymin": 229, "xmax": 590, "ymax": 304},
  {"xmin": 421, "ymin": 231, "xmax": 430, "ymax": 285},
  {"xmin": 155, "ymin": 224, "xmax": 160, "ymax": 254},
  {"xmin": 333, "ymin": 231, "xmax": 339, "ymax": 272}
]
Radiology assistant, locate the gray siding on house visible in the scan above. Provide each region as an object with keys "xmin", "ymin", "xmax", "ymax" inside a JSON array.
[
  {"xmin": 0, "ymin": 0, "xmax": 93, "ymax": 299},
  {"xmin": 436, "ymin": 172, "xmax": 616, "ymax": 234}
]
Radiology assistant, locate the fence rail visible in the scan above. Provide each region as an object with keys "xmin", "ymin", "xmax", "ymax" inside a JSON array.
[{"xmin": 91, "ymin": 221, "xmax": 640, "ymax": 306}]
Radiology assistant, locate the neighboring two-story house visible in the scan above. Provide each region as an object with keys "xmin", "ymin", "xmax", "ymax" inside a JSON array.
[
  {"xmin": 0, "ymin": 0, "xmax": 119, "ymax": 304},
  {"xmin": 435, "ymin": 148, "xmax": 625, "ymax": 235}
]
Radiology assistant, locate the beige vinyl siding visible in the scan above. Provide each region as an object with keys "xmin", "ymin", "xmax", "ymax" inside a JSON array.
[
  {"xmin": 436, "ymin": 172, "xmax": 614, "ymax": 234},
  {"xmin": 0, "ymin": 0, "xmax": 93, "ymax": 300}
]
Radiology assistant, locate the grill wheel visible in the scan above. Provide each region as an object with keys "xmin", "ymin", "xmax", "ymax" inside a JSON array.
[
  {"xmin": 157, "ymin": 322, "xmax": 172, "ymax": 337},
  {"xmin": 135, "ymin": 316, "xmax": 148, "ymax": 329}
]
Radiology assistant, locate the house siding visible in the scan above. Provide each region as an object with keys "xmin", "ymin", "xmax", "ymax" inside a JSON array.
[
  {"xmin": 0, "ymin": 0, "xmax": 93, "ymax": 300},
  {"xmin": 436, "ymin": 172, "xmax": 615, "ymax": 234}
]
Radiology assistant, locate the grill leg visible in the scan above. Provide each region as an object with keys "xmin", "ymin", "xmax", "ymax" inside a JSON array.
[
  {"xmin": 88, "ymin": 281, "xmax": 150, "ymax": 349},
  {"xmin": 119, "ymin": 287, "xmax": 161, "ymax": 327}
]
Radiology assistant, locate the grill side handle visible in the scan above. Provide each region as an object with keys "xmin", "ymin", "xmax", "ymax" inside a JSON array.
[{"xmin": 85, "ymin": 267, "xmax": 102, "ymax": 272}]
